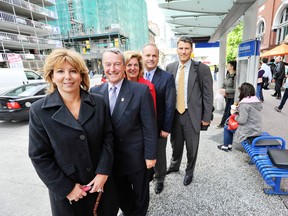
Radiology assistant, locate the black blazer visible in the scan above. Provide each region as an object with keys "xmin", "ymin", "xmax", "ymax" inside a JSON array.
[
  {"xmin": 28, "ymin": 89, "xmax": 114, "ymax": 214},
  {"xmin": 91, "ymin": 79, "xmax": 157, "ymax": 176},
  {"xmin": 151, "ymin": 67, "xmax": 176, "ymax": 135}
]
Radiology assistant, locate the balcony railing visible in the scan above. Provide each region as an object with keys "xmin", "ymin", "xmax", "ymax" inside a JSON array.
[
  {"xmin": 0, "ymin": 10, "xmax": 60, "ymax": 34},
  {"xmin": 0, "ymin": 31, "xmax": 62, "ymax": 47},
  {"xmin": 0, "ymin": 0, "xmax": 58, "ymax": 19}
]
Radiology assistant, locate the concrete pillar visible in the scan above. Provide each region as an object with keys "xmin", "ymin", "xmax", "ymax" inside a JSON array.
[
  {"xmin": 216, "ymin": 33, "xmax": 227, "ymax": 110},
  {"xmin": 236, "ymin": 1, "xmax": 259, "ymax": 94}
]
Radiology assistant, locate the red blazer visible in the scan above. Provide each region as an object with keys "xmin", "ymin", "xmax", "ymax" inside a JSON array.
[{"xmin": 138, "ymin": 77, "xmax": 157, "ymax": 112}]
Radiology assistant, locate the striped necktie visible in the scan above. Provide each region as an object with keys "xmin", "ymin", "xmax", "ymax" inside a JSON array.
[{"xmin": 109, "ymin": 86, "xmax": 117, "ymax": 114}]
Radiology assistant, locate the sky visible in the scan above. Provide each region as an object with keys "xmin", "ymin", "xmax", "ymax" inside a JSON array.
[{"xmin": 145, "ymin": 0, "xmax": 174, "ymax": 48}]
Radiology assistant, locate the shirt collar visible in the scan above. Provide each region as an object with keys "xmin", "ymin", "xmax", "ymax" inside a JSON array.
[
  {"xmin": 108, "ymin": 78, "xmax": 124, "ymax": 91},
  {"xmin": 178, "ymin": 60, "xmax": 191, "ymax": 69}
]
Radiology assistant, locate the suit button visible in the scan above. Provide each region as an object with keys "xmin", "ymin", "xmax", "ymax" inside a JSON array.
[
  {"xmin": 86, "ymin": 167, "xmax": 91, "ymax": 172},
  {"xmin": 120, "ymin": 138, "xmax": 123, "ymax": 142},
  {"xmin": 79, "ymin": 135, "xmax": 85, "ymax": 140}
]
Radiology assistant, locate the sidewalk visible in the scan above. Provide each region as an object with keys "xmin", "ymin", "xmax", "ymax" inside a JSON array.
[
  {"xmin": 147, "ymin": 83, "xmax": 288, "ymax": 215},
  {"xmin": 1, "ymin": 80, "xmax": 288, "ymax": 216}
]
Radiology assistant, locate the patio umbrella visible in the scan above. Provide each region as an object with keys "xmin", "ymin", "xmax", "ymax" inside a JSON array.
[{"xmin": 260, "ymin": 43, "xmax": 288, "ymax": 57}]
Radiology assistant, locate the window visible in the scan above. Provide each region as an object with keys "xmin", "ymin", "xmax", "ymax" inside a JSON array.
[
  {"xmin": 258, "ymin": 21, "xmax": 265, "ymax": 35},
  {"xmin": 276, "ymin": 7, "xmax": 288, "ymax": 44}
]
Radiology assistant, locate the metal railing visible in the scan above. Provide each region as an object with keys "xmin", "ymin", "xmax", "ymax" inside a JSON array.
[
  {"xmin": 0, "ymin": 31, "xmax": 62, "ymax": 47},
  {"xmin": 0, "ymin": 0, "xmax": 58, "ymax": 19},
  {"xmin": 0, "ymin": 10, "xmax": 60, "ymax": 34}
]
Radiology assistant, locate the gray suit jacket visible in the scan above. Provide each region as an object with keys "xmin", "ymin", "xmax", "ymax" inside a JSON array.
[{"xmin": 166, "ymin": 59, "xmax": 213, "ymax": 132}]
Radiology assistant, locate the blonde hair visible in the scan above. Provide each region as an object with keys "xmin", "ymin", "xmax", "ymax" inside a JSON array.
[
  {"xmin": 44, "ymin": 48, "xmax": 90, "ymax": 93},
  {"xmin": 124, "ymin": 51, "xmax": 144, "ymax": 80}
]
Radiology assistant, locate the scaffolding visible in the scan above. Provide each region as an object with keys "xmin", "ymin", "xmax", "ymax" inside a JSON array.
[{"xmin": 49, "ymin": 0, "xmax": 149, "ymax": 51}]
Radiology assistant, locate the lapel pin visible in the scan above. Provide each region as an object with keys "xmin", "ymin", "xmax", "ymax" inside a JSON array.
[{"xmin": 121, "ymin": 98, "xmax": 124, "ymax": 102}]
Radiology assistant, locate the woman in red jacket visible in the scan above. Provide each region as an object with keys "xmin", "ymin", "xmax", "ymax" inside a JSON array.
[{"xmin": 124, "ymin": 51, "xmax": 157, "ymax": 111}]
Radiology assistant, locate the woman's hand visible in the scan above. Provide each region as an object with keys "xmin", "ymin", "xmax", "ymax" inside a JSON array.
[
  {"xmin": 66, "ymin": 183, "xmax": 87, "ymax": 202},
  {"xmin": 87, "ymin": 174, "xmax": 108, "ymax": 193}
]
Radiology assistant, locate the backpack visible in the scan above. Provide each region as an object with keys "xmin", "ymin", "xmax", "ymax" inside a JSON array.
[{"xmin": 193, "ymin": 61, "xmax": 214, "ymax": 129}]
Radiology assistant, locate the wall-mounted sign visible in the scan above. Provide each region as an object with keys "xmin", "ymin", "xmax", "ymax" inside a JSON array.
[{"xmin": 238, "ymin": 40, "xmax": 260, "ymax": 58}]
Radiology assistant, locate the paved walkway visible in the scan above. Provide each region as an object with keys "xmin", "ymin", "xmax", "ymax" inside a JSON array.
[
  {"xmin": 1, "ymin": 80, "xmax": 288, "ymax": 216},
  {"xmin": 147, "ymin": 82, "xmax": 288, "ymax": 215}
]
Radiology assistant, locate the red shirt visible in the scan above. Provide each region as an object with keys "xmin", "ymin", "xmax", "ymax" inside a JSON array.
[{"xmin": 138, "ymin": 77, "xmax": 157, "ymax": 112}]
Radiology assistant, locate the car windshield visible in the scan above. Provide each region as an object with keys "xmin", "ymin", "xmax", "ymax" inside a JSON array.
[{"xmin": 4, "ymin": 84, "xmax": 46, "ymax": 97}]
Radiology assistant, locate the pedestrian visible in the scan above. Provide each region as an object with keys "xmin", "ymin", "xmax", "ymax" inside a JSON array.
[
  {"xmin": 124, "ymin": 51, "xmax": 157, "ymax": 111},
  {"xmin": 165, "ymin": 36, "xmax": 213, "ymax": 186},
  {"xmin": 216, "ymin": 60, "xmax": 237, "ymax": 128},
  {"xmin": 214, "ymin": 64, "xmax": 219, "ymax": 81},
  {"xmin": 28, "ymin": 48, "xmax": 115, "ymax": 216},
  {"xmin": 261, "ymin": 57, "xmax": 272, "ymax": 90},
  {"xmin": 256, "ymin": 62, "xmax": 265, "ymax": 102},
  {"xmin": 274, "ymin": 74, "xmax": 288, "ymax": 112},
  {"xmin": 218, "ymin": 82, "xmax": 262, "ymax": 151},
  {"xmin": 90, "ymin": 48, "xmax": 157, "ymax": 216},
  {"xmin": 142, "ymin": 44, "xmax": 176, "ymax": 194},
  {"xmin": 268, "ymin": 58, "xmax": 276, "ymax": 77},
  {"xmin": 271, "ymin": 56, "xmax": 286, "ymax": 99}
]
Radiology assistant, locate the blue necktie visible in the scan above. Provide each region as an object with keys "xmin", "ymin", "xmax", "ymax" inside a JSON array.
[
  {"xmin": 145, "ymin": 73, "xmax": 151, "ymax": 82},
  {"xmin": 109, "ymin": 86, "xmax": 117, "ymax": 114}
]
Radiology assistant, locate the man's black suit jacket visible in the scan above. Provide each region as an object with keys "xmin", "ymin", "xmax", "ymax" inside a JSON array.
[
  {"xmin": 91, "ymin": 79, "xmax": 157, "ymax": 176},
  {"xmin": 151, "ymin": 67, "xmax": 176, "ymax": 135}
]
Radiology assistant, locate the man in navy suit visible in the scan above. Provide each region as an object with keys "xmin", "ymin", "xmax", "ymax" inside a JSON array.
[
  {"xmin": 142, "ymin": 44, "xmax": 176, "ymax": 194},
  {"xmin": 90, "ymin": 48, "xmax": 157, "ymax": 216}
]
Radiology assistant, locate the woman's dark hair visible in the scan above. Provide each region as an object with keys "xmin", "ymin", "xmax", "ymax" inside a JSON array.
[
  {"xmin": 228, "ymin": 60, "xmax": 237, "ymax": 71},
  {"xmin": 238, "ymin": 82, "xmax": 255, "ymax": 101}
]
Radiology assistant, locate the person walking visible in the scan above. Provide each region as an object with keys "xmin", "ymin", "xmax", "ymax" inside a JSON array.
[
  {"xmin": 274, "ymin": 74, "xmax": 288, "ymax": 112},
  {"xmin": 213, "ymin": 64, "xmax": 219, "ymax": 81},
  {"xmin": 256, "ymin": 62, "xmax": 265, "ymax": 102},
  {"xmin": 166, "ymin": 36, "xmax": 213, "ymax": 186},
  {"xmin": 142, "ymin": 44, "xmax": 176, "ymax": 194},
  {"xmin": 261, "ymin": 57, "xmax": 272, "ymax": 90},
  {"xmin": 216, "ymin": 60, "xmax": 237, "ymax": 128},
  {"xmin": 271, "ymin": 56, "xmax": 286, "ymax": 99},
  {"xmin": 28, "ymin": 48, "xmax": 115, "ymax": 216},
  {"xmin": 90, "ymin": 48, "xmax": 157, "ymax": 216}
]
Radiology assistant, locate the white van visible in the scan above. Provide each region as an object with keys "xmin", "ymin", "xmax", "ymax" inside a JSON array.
[{"xmin": 0, "ymin": 68, "xmax": 44, "ymax": 94}]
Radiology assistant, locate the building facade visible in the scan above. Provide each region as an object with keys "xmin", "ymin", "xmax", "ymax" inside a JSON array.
[
  {"xmin": 49, "ymin": 0, "xmax": 149, "ymax": 72},
  {"xmin": 0, "ymin": 0, "xmax": 62, "ymax": 71},
  {"xmin": 257, "ymin": 0, "xmax": 288, "ymax": 54}
]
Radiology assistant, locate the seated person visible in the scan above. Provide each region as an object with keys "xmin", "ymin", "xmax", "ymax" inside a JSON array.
[{"xmin": 218, "ymin": 82, "xmax": 263, "ymax": 151}]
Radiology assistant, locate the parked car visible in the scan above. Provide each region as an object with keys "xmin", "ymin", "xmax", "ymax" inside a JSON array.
[
  {"xmin": 0, "ymin": 82, "xmax": 47, "ymax": 122},
  {"xmin": 0, "ymin": 68, "xmax": 44, "ymax": 94}
]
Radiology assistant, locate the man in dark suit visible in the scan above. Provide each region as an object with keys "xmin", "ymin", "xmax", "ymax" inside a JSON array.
[
  {"xmin": 271, "ymin": 56, "xmax": 286, "ymax": 99},
  {"xmin": 90, "ymin": 48, "xmax": 157, "ymax": 216},
  {"xmin": 166, "ymin": 37, "xmax": 213, "ymax": 186},
  {"xmin": 142, "ymin": 44, "xmax": 176, "ymax": 194}
]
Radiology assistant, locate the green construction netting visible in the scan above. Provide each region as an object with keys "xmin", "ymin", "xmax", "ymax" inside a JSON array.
[{"xmin": 47, "ymin": 0, "xmax": 149, "ymax": 51}]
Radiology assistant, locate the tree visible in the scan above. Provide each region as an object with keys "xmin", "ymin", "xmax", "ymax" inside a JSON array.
[{"xmin": 226, "ymin": 22, "xmax": 243, "ymax": 62}]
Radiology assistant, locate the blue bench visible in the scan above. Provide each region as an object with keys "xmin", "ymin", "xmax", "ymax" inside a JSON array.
[
  {"xmin": 241, "ymin": 133, "xmax": 288, "ymax": 195},
  {"xmin": 253, "ymin": 149, "xmax": 288, "ymax": 195},
  {"xmin": 241, "ymin": 133, "xmax": 285, "ymax": 164}
]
